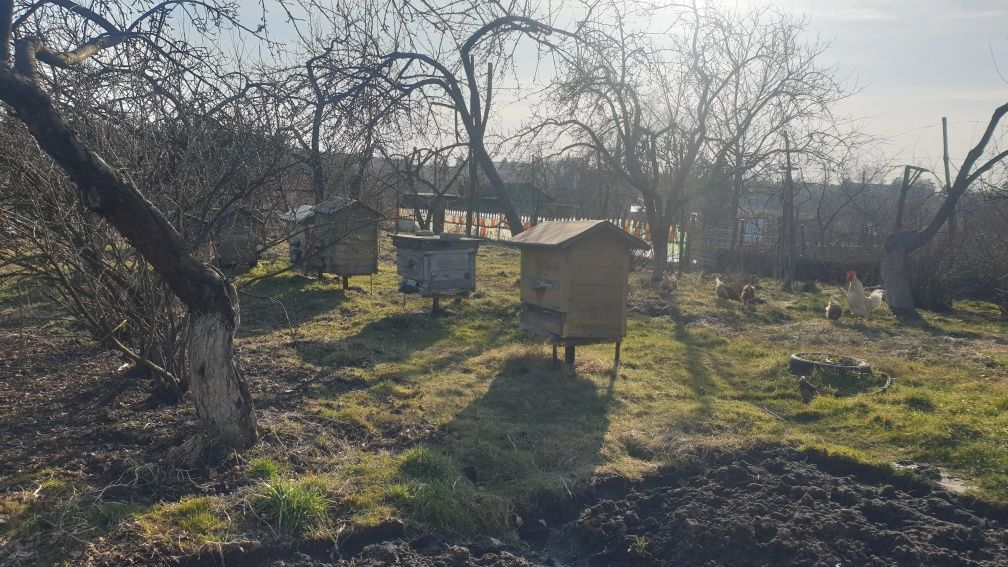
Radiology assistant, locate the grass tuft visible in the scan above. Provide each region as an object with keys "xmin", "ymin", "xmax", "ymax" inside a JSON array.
[
  {"xmin": 248, "ymin": 457, "xmax": 285, "ymax": 480},
  {"xmin": 252, "ymin": 478, "xmax": 330, "ymax": 535}
]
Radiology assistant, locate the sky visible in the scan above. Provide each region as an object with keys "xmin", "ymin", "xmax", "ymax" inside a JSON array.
[
  {"xmin": 234, "ymin": 0, "xmax": 1008, "ymax": 176},
  {"xmin": 750, "ymin": 0, "xmax": 1008, "ymax": 173}
]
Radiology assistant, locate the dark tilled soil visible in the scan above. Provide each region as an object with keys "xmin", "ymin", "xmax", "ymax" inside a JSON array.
[
  {"xmin": 557, "ymin": 446, "xmax": 1008, "ymax": 567},
  {"xmin": 244, "ymin": 447, "xmax": 1008, "ymax": 567}
]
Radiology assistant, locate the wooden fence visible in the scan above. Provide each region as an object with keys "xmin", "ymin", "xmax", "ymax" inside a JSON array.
[{"xmin": 398, "ymin": 208, "xmax": 684, "ymax": 260}]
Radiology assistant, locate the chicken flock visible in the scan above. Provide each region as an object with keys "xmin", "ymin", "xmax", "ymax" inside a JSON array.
[{"xmin": 709, "ymin": 270, "xmax": 884, "ymax": 321}]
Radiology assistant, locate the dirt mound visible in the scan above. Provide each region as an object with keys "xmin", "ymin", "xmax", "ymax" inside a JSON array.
[{"xmin": 562, "ymin": 446, "xmax": 1007, "ymax": 566}]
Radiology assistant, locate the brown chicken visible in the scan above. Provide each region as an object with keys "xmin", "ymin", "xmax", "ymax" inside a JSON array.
[
  {"xmin": 660, "ymin": 274, "xmax": 678, "ymax": 292},
  {"xmin": 826, "ymin": 296, "xmax": 843, "ymax": 321},
  {"xmin": 740, "ymin": 284, "xmax": 756, "ymax": 304},
  {"xmin": 715, "ymin": 277, "xmax": 741, "ymax": 301}
]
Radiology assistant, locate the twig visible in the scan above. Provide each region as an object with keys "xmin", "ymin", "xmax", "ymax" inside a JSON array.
[{"xmin": 761, "ymin": 405, "xmax": 787, "ymax": 421}]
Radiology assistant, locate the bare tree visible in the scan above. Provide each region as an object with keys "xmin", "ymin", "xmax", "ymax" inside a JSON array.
[
  {"xmin": 331, "ymin": 2, "xmax": 578, "ymax": 236},
  {"xmin": 530, "ymin": 2, "xmax": 850, "ymax": 280},
  {"xmin": 0, "ymin": 0, "xmax": 263, "ymax": 448},
  {"xmin": 881, "ymin": 102, "xmax": 1008, "ymax": 314}
]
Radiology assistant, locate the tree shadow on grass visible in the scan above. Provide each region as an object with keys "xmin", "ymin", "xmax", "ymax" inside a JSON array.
[
  {"xmin": 294, "ymin": 311, "xmax": 453, "ymax": 371},
  {"xmin": 238, "ymin": 274, "xmax": 350, "ymax": 338},
  {"xmin": 438, "ymin": 354, "xmax": 611, "ymax": 516}
]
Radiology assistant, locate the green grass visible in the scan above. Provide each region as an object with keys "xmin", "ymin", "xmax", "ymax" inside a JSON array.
[
  {"xmin": 5, "ymin": 241, "xmax": 1008, "ymax": 557},
  {"xmin": 248, "ymin": 457, "xmax": 286, "ymax": 480},
  {"xmin": 235, "ymin": 243, "xmax": 1008, "ymax": 528},
  {"xmin": 251, "ymin": 478, "xmax": 331, "ymax": 535}
]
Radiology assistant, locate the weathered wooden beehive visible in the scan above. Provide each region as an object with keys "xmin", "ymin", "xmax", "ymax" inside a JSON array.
[
  {"xmin": 508, "ymin": 220, "xmax": 648, "ymax": 368},
  {"xmin": 215, "ymin": 208, "xmax": 263, "ymax": 268},
  {"xmin": 280, "ymin": 204, "xmax": 316, "ymax": 268},
  {"xmin": 313, "ymin": 198, "xmax": 380, "ymax": 280},
  {"xmin": 392, "ymin": 233, "xmax": 481, "ymax": 298}
]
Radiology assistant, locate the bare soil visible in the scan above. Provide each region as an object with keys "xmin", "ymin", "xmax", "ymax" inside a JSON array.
[
  {"xmin": 223, "ymin": 446, "xmax": 1008, "ymax": 566},
  {"xmin": 555, "ymin": 445, "xmax": 1008, "ymax": 566}
]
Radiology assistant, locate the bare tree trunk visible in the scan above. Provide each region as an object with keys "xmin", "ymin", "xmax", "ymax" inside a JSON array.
[
  {"xmin": 879, "ymin": 232, "xmax": 916, "ymax": 313},
  {"xmin": 879, "ymin": 102, "xmax": 1008, "ymax": 314},
  {"xmin": 650, "ymin": 219, "xmax": 670, "ymax": 282},
  {"xmin": 472, "ymin": 142, "xmax": 524, "ymax": 235},
  {"xmin": 0, "ymin": 61, "xmax": 257, "ymax": 449},
  {"xmin": 188, "ymin": 308, "xmax": 257, "ymax": 447},
  {"xmin": 644, "ymin": 197, "xmax": 669, "ymax": 281}
]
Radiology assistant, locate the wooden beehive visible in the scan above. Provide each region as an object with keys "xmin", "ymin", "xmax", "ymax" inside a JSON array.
[
  {"xmin": 509, "ymin": 220, "xmax": 648, "ymax": 342},
  {"xmin": 280, "ymin": 204, "xmax": 315, "ymax": 268},
  {"xmin": 313, "ymin": 198, "xmax": 380, "ymax": 277},
  {"xmin": 392, "ymin": 233, "xmax": 481, "ymax": 296},
  {"xmin": 215, "ymin": 208, "xmax": 263, "ymax": 268}
]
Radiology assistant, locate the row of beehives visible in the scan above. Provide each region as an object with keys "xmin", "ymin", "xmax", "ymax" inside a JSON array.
[{"xmin": 281, "ymin": 198, "xmax": 648, "ymax": 349}]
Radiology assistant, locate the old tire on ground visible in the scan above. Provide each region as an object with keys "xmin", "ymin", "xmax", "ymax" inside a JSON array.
[{"xmin": 789, "ymin": 353, "xmax": 871, "ymax": 376}]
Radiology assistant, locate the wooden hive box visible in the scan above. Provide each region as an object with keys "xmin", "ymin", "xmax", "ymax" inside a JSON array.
[
  {"xmin": 279, "ymin": 204, "xmax": 316, "ymax": 268},
  {"xmin": 215, "ymin": 208, "xmax": 263, "ymax": 268},
  {"xmin": 313, "ymin": 198, "xmax": 380, "ymax": 277},
  {"xmin": 508, "ymin": 220, "xmax": 648, "ymax": 343},
  {"xmin": 391, "ymin": 233, "xmax": 481, "ymax": 296}
]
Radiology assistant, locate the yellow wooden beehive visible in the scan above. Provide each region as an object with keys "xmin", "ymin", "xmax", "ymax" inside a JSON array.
[{"xmin": 508, "ymin": 220, "xmax": 648, "ymax": 347}]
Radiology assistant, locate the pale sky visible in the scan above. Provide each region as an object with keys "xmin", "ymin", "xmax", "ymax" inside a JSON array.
[
  {"xmin": 755, "ymin": 0, "xmax": 1008, "ymax": 172},
  {"xmin": 237, "ymin": 0, "xmax": 1008, "ymax": 174}
]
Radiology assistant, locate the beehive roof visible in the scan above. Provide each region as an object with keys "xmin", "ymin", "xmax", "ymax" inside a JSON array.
[
  {"xmin": 315, "ymin": 197, "xmax": 379, "ymax": 216},
  {"xmin": 508, "ymin": 220, "xmax": 649, "ymax": 250}
]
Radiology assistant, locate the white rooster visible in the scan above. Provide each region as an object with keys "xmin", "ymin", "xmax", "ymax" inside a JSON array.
[{"xmin": 843, "ymin": 270, "xmax": 884, "ymax": 317}]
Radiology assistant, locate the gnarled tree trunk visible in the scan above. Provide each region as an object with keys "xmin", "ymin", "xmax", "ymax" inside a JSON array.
[
  {"xmin": 879, "ymin": 231, "xmax": 917, "ymax": 314},
  {"xmin": 879, "ymin": 102, "xmax": 1008, "ymax": 315},
  {"xmin": 0, "ymin": 45, "xmax": 257, "ymax": 449},
  {"xmin": 188, "ymin": 308, "xmax": 257, "ymax": 448}
]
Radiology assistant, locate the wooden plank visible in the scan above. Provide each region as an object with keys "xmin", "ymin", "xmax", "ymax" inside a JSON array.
[
  {"xmin": 567, "ymin": 247, "xmax": 627, "ymax": 268},
  {"xmin": 520, "ymin": 307, "xmax": 564, "ymax": 337},
  {"xmin": 568, "ymin": 283, "xmax": 624, "ymax": 303},
  {"xmin": 520, "ymin": 276, "xmax": 564, "ymax": 311},
  {"xmin": 565, "ymin": 319, "xmax": 624, "ymax": 339},
  {"xmin": 568, "ymin": 266, "xmax": 629, "ymax": 285},
  {"xmin": 568, "ymin": 302, "xmax": 623, "ymax": 321}
]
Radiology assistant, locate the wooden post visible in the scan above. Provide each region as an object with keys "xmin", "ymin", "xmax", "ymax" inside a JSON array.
[
  {"xmin": 551, "ymin": 343, "xmax": 558, "ymax": 368},
  {"xmin": 564, "ymin": 344, "xmax": 576, "ymax": 367},
  {"xmin": 942, "ymin": 117, "xmax": 956, "ymax": 240},
  {"xmin": 432, "ymin": 296, "xmax": 441, "ymax": 314},
  {"xmin": 780, "ymin": 131, "xmax": 797, "ymax": 291},
  {"xmin": 613, "ymin": 341, "xmax": 622, "ymax": 377},
  {"xmin": 342, "ymin": 276, "xmax": 350, "ymax": 291}
]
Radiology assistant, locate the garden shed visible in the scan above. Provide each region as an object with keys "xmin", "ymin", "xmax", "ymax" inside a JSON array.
[
  {"xmin": 392, "ymin": 232, "xmax": 481, "ymax": 309},
  {"xmin": 313, "ymin": 197, "xmax": 380, "ymax": 285},
  {"xmin": 508, "ymin": 220, "xmax": 648, "ymax": 368}
]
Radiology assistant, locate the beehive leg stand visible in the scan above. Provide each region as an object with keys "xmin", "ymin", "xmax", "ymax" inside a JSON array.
[
  {"xmin": 551, "ymin": 343, "xmax": 558, "ymax": 368},
  {"xmin": 565, "ymin": 344, "xmax": 576, "ymax": 367},
  {"xmin": 613, "ymin": 341, "xmax": 622, "ymax": 378},
  {"xmin": 431, "ymin": 296, "xmax": 441, "ymax": 314},
  {"xmin": 342, "ymin": 276, "xmax": 350, "ymax": 291}
]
